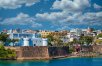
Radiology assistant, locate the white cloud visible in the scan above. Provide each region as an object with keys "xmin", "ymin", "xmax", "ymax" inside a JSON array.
[
  {"xmin": 36, "ymin": 0, "xmax": 91, "ymax": 23},
  {"xmin": 52, "ymin": 0, "xmax": 90, "ymax": 11},
  {"xmin": 0, "ymin": 13, "xmax": 42, "ymax": 28},
  {"xmin": 94, "ymin": 3, "xmax": 102, "ymax": 9},
  {"xmin": 1, "ymin": 0, "xmax": 101, "ymax": 30},
  {"xmin": 36, "ymin": 9, "xmax": 82, "ymax": 24},
  {"xmin": 36, "ymin": 11, "xmax": 67, "ymax": 21},
  {"xmin": 36, "ymin": 10, "xmax": 102, "ymax": 29},
  {"xmin": 35, "ymin": 0, "xmax": 102, "ymax": 30},
  {"xmin": 78, "ymin": 12, "xmax": 102, "ymax": 25},
  {"xmin": 0, "ymin": 0, "xmax": 40, "ymax": 9}
]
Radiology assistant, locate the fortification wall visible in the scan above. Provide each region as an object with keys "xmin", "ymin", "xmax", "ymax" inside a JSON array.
[
  {"xmin": 5, "ymin": 46, "xmax": 69, "ymax": 60},
  {"xmin": 93, "ymin": 45, "xmax": 102, "ymax": 54},
  {"xmin": 19, "ymin": 46, "xmax": 49, "ymax": 60},
  {"xmin": 48, "ymin": 46, "xmax": 69, "ymax": 58},
  {"xmin": 81, "ymin": 46, "xmax": 93, "ymax": 52}
]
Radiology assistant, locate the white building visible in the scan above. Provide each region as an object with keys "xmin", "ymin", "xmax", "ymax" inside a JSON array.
[
  {"xmin": 70, "ymin": 28, "xmax": 82, "ymax": 36},
  {"xmin": 66, "ymin": 33, "xmax": 80, "ymax": 42},
  {"xmin": 22, "ymin": 37, "xmax": 48, "ymax": 46},
  {"xmin": 7, "ymin": 30, "xmax": 48, "ymax": 46}
]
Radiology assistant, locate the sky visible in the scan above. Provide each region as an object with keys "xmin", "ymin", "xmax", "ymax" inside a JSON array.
[{"xmin": 0, "ymin": 0, "xmax": 102, "ymax": 31}]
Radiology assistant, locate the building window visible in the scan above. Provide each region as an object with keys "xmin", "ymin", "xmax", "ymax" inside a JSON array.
[{"xmin": 33, "ymin": 44, "xmax": 36, "ymax": 46}]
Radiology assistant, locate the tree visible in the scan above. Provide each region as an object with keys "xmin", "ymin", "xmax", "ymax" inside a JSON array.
[
  {"xmin": 46, "ymin": 35, "xmax": 54, "ymax": 46},
  {"xmin": 0, "ymin": 44, "xmax": 16, "ymax": 59},
  {"xmin": 97, "ymin": 33, "xmax": 102, "ymax": 38},
  {"xmin": 0, "ymin": 44, "xmax": 5, "ymax": 51},
  {"xmin": 0, "ymin": 33, "xmax": 9, "ymax": 43},
  {"xmin": 72, "ymin": 38, "xmax": 79, "ymax": 44},
  {"xmin": 47, "ymin": 35, "xmax": 63, "ymax": 46},
  {"xmin": 53, "ymin": 35, "xmax": 63, "ymax": 46},
  {"xmin": 95, "ymin": 39, "xmax": 102, "ymax": 44},
  {"xmin": 79, "ymin": 36, "xmax": 94, "ymax": 44}
]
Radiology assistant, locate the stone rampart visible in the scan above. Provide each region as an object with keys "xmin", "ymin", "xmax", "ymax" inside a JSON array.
[
  {"xmin": 93, "ymin": 45, "xmax": 102, "ymax": 54},
  {"xmin": 5, "ymin": 46, "xmax": 69, "ymax": 60}
]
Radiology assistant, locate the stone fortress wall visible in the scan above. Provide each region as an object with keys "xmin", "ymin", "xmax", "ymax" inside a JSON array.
[
  {"xmin": 5, "ymin": 45, "xmax": 102, "ymax": 60},
  {"xmin": 5, "ymin": 46, "xmax": 69, "ymax": 60},
  {"xmin": 93, "ymin": 45, "xmax": 102, "ymax": 54}
]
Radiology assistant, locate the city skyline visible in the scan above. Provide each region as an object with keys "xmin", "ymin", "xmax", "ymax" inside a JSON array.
[{"xmin": 0, "ymin": 0, "xmax": 102, "ymax": 31}]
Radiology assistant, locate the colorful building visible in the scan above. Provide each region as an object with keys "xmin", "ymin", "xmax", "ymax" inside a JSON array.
[
  {"xmin": 39, "ymin": 30, "xmax": 68, "ymax": 38},
  {"xmin": 7, "ymin": 31, "xmax": 48, "ymax": 46}
]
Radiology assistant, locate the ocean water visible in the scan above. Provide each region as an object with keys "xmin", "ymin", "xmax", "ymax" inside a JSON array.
[{"xmin": 0, "ymin": 58, "xmax": 102, "ymax": 66}]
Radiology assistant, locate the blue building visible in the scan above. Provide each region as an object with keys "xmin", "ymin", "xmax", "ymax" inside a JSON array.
[
  {"xmin": 7, "ymin": 32, "xmax": 48, "ymax": 46},
  {"xmin": 9, "ymin": 33, "xmax": 41, "ymax": 39}
]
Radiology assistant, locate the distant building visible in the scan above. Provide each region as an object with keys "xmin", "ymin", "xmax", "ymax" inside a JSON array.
[
  {"xmin": 70, "ymin": 28, "xmax": 82, "ymax": 36},
  {"xmin": 18, "ymin": 37, "xmax": 48, "ymax": 46},
  {"xmin": 87, "ymin": 27, "xmax": 93, "ymax": 33},
  {"xmin": 67, "ymin": 33, "xmax": 80, "ymax": 42},
  {"xmin": 8, "ymin": 32, "xmax": 41, "ymax": 39},
  {"xmin": 39, "ymin": 30, "xmax": 68, "ymax": 38},
  {"xmin": 7, "ymin": 30, "xmax": 48, "ymax": 46},
  {"xmin": 2, "ymin": 29, "xmax": 8, "ymax": 33},
  {"xmin": 97, "ymin": 30, "xmax": 102, "ymax": 35},
  {"xmin": 39, "ymin": 30, "xmax": 52, "ymax": 38}
]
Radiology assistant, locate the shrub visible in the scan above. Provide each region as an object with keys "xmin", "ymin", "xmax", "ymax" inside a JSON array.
[{"xmin": 0, "ymin": 44, "xmax": 16, "ymax": 59}]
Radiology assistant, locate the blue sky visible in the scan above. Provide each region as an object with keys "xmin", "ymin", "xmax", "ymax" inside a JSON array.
[{"xmin": 0, "ymin": 0, "xmax": 102, "ymax": 31}]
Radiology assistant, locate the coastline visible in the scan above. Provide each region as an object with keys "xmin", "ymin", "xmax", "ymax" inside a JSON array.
[
  {"xmin": 0, "ymin": 52, "xmax": 100, "ymax": 60},
  {"xmin": 1, "ymin": 45, "xmax": 102, "ymax": 60}
]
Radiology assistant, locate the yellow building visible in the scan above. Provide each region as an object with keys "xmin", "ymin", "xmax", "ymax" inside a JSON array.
[
  {"xmin": 39, "ymin": 30, "xmax": 68, "ymax": 38},
  {"xmin": 39, "ymin": 31, "xmax": 52, "ymax": 38}
]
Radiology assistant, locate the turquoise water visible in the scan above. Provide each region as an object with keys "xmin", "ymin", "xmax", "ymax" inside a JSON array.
[{"xmin": 0, "ymin": 58, "xmax": 102, "ymax": 66}]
